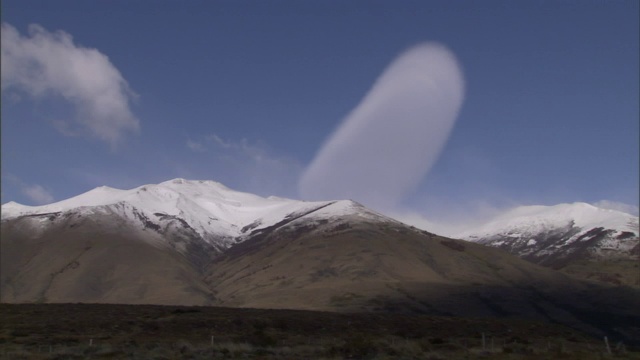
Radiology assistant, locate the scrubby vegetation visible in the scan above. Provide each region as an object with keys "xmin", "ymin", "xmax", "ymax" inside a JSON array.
[{"xmin": 0, "ymin": 303, "xmax": 637, "ymax": 359}]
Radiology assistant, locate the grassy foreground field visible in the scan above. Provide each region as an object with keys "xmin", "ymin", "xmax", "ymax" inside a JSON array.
[{"xmin": 0, "ymin": 303, "xmax": 637, "ymax": 359}]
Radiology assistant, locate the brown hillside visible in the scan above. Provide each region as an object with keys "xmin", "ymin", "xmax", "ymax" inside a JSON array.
[{"xmin": 1, "ymin": 214, "xmax": 214, "ymax": 305}]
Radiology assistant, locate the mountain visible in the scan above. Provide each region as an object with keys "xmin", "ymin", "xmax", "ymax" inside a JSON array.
[
  {"xmin": 0, "ymin": 179, "xmax": 371, "ymax": 304},
  {"xmin": 2, "ymin": 180, "xmax": 639, "ymax": 342},
  {"xmin": 1, "ymin": 178, "xmax": 351, "ymax": 251},
  {"xmin": 457, "ymin": 203, "xmax": 640, "ymax": 286}
]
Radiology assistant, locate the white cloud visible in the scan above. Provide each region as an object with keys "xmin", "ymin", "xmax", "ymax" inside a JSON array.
[
  {"xmin": 1, "ymin": 23, "xmax": 139, "ymax": 147},
  {"xmin": 207, "ymin": 134, "xmax": 232, "ymax": 149},
  {"xmin": 23, "ymin": 184, "xmax": 54, "ymax": 205},
  {"xmin": 395, "ymin": 199, "xmax": 640, "ymax": 239},
  {"xmin": 298, "ymin": 43, "xmax": 465, "ymax": 210},
  {"xmin": 186, "ymin": 139, "xmax": 206, "ymax": 152},
  {"xmin": 204, "ymin": 133, "xmax": 285, "ymax": 165},
  {"xmin": 389, "ymin": 199, "xmax": 511, "ymax": 238},
  {"xmin": 389, "ymin": 211, "xmax": 460, "ymax": 237},
  {"xmin": 183, "ymin": 133, "xmax": 303, "ymax": 198},
  {"xmin": 3, "ymin": 174, "xmax": 55, "ymax": 205},
  {"xmin": 592, "ymin": 200, "xmax": 639, "ymax": 216}
]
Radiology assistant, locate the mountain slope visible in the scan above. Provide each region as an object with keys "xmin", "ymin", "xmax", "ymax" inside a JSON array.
[
  {"xmin": 457, "ymin": 203, "xmax": 639, "ymax": 286},
  {"xmin": 205, "ymin": 212, "xmax": 639, "ymax": 341},
  {"xmin": 0, "ymin": 179, "xmax": 387, "ymax": 305},
  {"xmin": 0, "ymin": 211, "xmax": 215, "ymax": 305},
  {"xmin": 2, "ymin": 181, "xmax": 639, "ymax": 342}
]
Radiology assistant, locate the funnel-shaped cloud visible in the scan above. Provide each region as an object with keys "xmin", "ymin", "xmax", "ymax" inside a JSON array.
[
  {"xmin": 299, "ymin": 43, "xmax": 464, "ymax": 209},
  {"xmin": 1, "ymin": 23, "xmax": 139, "ymax": 148}
]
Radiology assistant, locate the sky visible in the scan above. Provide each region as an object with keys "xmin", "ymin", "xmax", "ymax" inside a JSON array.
[{"xmin": 2, "ymin": 0, "xmax": 638, "ymax": 233}]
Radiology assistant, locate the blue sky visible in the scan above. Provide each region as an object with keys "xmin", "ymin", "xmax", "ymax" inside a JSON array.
[{"xmin": 2, "ymin": 0, "xmax": 638, "ymax": 228}]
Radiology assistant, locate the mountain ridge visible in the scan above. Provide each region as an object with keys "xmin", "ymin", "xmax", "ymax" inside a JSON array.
[
  {"xmin": 457, "ymin": 202, "xmax": 638, "ymax": 240},
  {"xmin": 2, "ymin": 179, "xmax": 640, "ymax": 343},
  {"xmin": 1, "ymin": 179, "xmax": 390, "ymax": 252},
  {"xmin": 458, "ymin": 202, "xmax": 639, "ymax": 286}
]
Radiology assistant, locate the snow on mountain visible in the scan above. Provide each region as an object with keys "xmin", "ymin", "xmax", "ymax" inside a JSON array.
[
  {"xmin": 457, "ymin": 202, "xmax": 639, "ymax": 272},
  {"xmin": 458, "ymin": 202, "xmax": 638, "ymax": 241},
  {"xmin": 0, "ymin": 179, "xmax": 383, "ymax": 250}
]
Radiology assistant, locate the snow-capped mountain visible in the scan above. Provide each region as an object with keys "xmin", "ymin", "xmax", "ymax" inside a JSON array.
[
  {"xmin": 0, "ymin": 178, "xmax": 397, "ymax": 304},
  {"xmin": 3, "ymin": 180, "xmax": 640, "ymax": 343},
  {"xmin": 457, "ymin": 202, "xmax": 639, "ymax": 285},
  {"xmin": 1, "ymin": 178, "xmax": 388, "ymax": 252}
]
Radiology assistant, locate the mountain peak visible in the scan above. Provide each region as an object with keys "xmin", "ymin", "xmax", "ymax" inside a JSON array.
[
  {"xmin": 0, "ymin": 178, "xmax": 389, "ymax": 246},
  {"xmin": 2, "ymin": 201, "xmax": 24, "ymax": 207},
  {"xmin": 460, "ymin": 202, "xmax": 638, "ymax": 238},
  {"xmin": 459, "ymin": 201, "xmax": 639, "ymax": 285}
]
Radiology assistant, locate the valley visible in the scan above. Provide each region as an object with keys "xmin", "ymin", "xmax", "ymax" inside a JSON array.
[{"xmin": 1, "ymin": 303, "xmax": 637, "ymax": 359}]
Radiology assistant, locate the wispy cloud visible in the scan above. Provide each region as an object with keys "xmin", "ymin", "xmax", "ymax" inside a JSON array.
[
  {"xmin": 22, "ymin": 184, "xmax": 54, "ymax": 204},
  {"xmin": 3, "ymin": 174, "xmax": 54, "ymax": 205},
  {"xmin": 1, "ymin": 23, "xmax": 139, "ymax": 148},
  {"xmin": 393, "ymin": 198, "xmax": 640, "ymax": 238},
  {"xmin": 207, "ymin": 134, "xmax": 233, "ymax": 149},
  {"xmin": 592, "ymin": 200, "xmax": 639, "ymax": 216},
  {"xmin": 184, "ymin": 133, "xmax": 303, "ymax": 198},
  {"xmin": 298, "ymin": 43, "xmax": 465, "ymax": 210},
  {"xmin": 389, "ymin": 198, "xmax": 513, "ymax": 237},
  {"xmin": 186, "ymin": 139, "xmax": 206, "ymax": 152},
  {"xmin": 69, "ymin": 168, "xmax": 147, "ymax": 191}
]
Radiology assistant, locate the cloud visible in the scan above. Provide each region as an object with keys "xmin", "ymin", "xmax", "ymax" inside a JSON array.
[
  {"xmin": 207, "ymin": 134, "xmax": 233, "ymax": 149},
  {"xmin": 186, "ymin": 139, "xmax": 206, "ymax": 152},
  {"xmin": 3, "ymin": 174, "xmax": 55, "ymax": 205},
  {"xmin": 22, "ymin": 184, "xmax": 54, "ymax": 204},
  {"xmin": 183, "ymin": 133, "xmax": 303, "ymax": 198},
  {"xmin": 214, "ymin": 136, "xmax": 297, "ymax": 172},
  {"xmin": 298, "ymin": 43, "xmax": 465, "ymax": 210},
  {"xmin": 1, "ymin": 23, "xmax": 139, "ymax": 147},
  {"xmin": 202, "ymin": 133, "xmax": 289, "ymax": 166},
  {"xmin": 395, "ymin": 198, "xmax": 640, "ymax": 239},
  {"xmin": 592, "ymin": 200, "xmax": 639, "ymax": 216},
  {"xmin": 390, "ymin": 211, "xmax": 460, "ymax": 237},
  {"xmin": 389, "ymin": 199, "xmax": 512, "ymax": 238}
]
